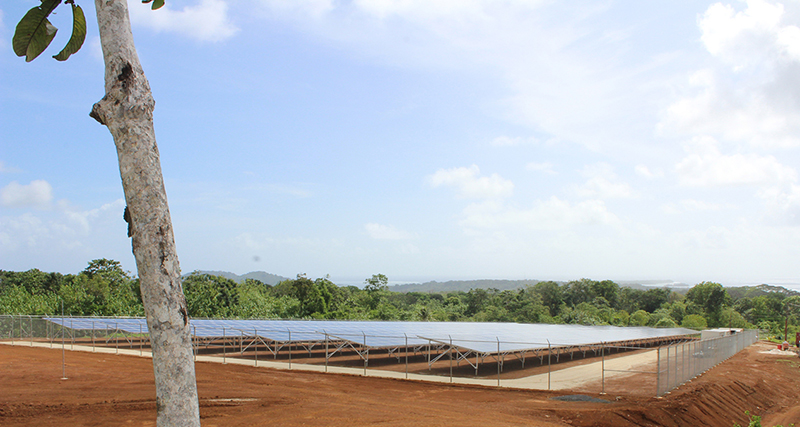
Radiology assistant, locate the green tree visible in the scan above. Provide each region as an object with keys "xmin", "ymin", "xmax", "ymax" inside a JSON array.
[
  {"xmin": 364, "ymin": 274, "xmax": 389, "ymax": 293},
  {"xmin": 639, "ymin": 288, "xmax": 671, "ymax": 313},
  {"xmin": 629, "ymin": 310, "xmax": 650, "ymax": 326},
  {"xmin": 464, "ymin": 288, "xmax": 491, "ymax": 317},
  {"xmin": 686, "ymin": 282, "xmax": 730, "ymax": 326},
  {"xmin": 563, "ymin": 278, "xmax": 596, "ymax": 307},
  {"xmin": 654, "ymin": 317, "xmax": 678, "ymax": 328},
  {"xmin": 532, "ymin": 281, "xmax": 563, "ymax": 316},
  {"xmin": 591, "ymin": 280, "xmax": 620, "ymax": 309},
  {"xmin": 182, "ymin": 274, "xmax": 238, "ymax": 318},
  {"xmin": 681, "ymin": 314, "xmax": 708, "ymax": 329},
  {"xmin": 364, "ymin": 274, "xmax": 388, "ymax": 311}
]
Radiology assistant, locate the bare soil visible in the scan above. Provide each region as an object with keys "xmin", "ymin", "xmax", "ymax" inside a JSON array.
[{"xmin": 1, "ymin": 341, "xmax": 798, "ymax": 426}]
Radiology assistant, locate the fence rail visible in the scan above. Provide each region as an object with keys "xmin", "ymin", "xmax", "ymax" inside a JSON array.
[
  {"xmin": 0, "ymin": 315, "xmax": 758, "ymax": 396},
  {"xmin": 656, "ymin": 329, "xmax": 759, "ymax": 396}
]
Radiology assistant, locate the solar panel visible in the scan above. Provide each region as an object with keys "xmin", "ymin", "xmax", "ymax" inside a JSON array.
[{"xmin": 45, "ymin": 317, "xmax": 697, "ymax": 355}]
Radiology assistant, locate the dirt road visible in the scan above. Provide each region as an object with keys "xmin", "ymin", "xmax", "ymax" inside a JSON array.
[{"xmin": 1, "ymin": 341, "xmax": 798, "ymax": 426}]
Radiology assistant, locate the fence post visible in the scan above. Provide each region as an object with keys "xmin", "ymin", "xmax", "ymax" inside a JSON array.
[
  {"xmin": 363, "ymin": 332, "xmax": 367, "ymax": 376},
  {"xmin": 656, "ymin": 346, "xmax": 661, "ymax": 396},
  {"xmin": 288, "ymin": 329, "xmax": 292, "ymax": 369},
  {"xmin": 496, "ymin": 337, "xmax": 500, "ymax": 387},
  {"xmin": 404, "ymin": 333, "xmax": 408, "ymax": 379},
  {"xmin": 193, "ymin": 325, "xmax": 197, "ymax": 362},
  {"xmin": 449, "ymin": 335, "xmax": 453, "ymax": 383},
  {"xmin": 601, "ymin": 342, "xmax": 605, "ymax": 394},
  {"xmin": 681, "ymin": 342, "xmax": 686, "ymax": 386},
  {"xmin": 547, "ymin": 339, "xmax": 551, "ymax": 391}
]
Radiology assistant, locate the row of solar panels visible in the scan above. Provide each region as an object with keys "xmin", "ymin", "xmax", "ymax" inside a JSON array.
[{"xmin": 45, "ymin": 317, "xmax": 698, "ymax": 354}]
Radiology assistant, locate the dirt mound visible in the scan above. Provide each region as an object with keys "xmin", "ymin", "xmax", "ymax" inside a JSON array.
[{"xmin": 0, "ymin": 341, "xmax": 798, "ymax": 426}]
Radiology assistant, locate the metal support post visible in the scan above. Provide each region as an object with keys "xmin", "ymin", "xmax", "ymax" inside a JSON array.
[
  {"xmin": 449, "ymin": 335, "xmax": 453, "ymax": 383},
  {"xmin": 363, "ymin": 332, "xmax": 367, "ymax": 376},
  {"xmin": 656, "ymin": 346, "xmax": 661, "ymax": 396},
  {"xmin": 547, "ymin": 339, "xmax": 551, "ymax": 391},
  {"xmin": 496, "ymin": 337, "xmax": 500, "ymax": 387},
  {"xmin": 601, "ymin": 341, "xmax": 605, "ymax": 394},
  {"xmin": 404, "ymin": 333, "xmax": 408, "ymax": 379}
]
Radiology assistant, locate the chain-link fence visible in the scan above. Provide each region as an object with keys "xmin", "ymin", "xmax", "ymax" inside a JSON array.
[
  {"xmin": 0, "ymin": 315, "xmax": 149, "ymax": 354},
  {"xmin": 656, "ymin": 329, "xmax": 759, "ymax": 396},
  {"xmin": 2, "ymin": 315, "xmax": 758, "ymax": 396}
]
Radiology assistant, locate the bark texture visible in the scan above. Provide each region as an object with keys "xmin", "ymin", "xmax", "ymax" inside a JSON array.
[{"xmin": 91, "ymin": 0, "xmax": 200, "ymax": 425}]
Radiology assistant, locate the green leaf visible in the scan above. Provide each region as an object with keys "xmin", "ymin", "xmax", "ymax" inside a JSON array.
[
  {"xmin": 53, "ymin": 4, "xmax": 86, "ymax": 61},
  {"xmin": 12, "ymin": 0, "xmax": 62, "ymax": 62},
  {"xmin": 151, "ymin": 0, "xmax": 165, "ymax": 10}
]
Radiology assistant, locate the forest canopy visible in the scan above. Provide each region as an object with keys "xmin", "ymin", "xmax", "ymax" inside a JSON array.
[{"xmin": 2, "ymin": 259, "xmax": 800, "ymax": 339}]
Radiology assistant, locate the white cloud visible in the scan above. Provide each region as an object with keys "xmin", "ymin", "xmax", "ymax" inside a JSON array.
[
  {"xmin": 61, "ymin": 199, "xmax": 126, "ymax": 234},
  {"xmin": 459, "ymin": 197, "xmax": 620, "ymax": 231},
  {"xmin": 427, "ymin": 165, "xmax": 514, "ymax": 199},
  {"xmin": 490, "ymin": 136, "xmax": 538, "ymax": 146},
  {"xmin": 680, "ymin": 199, "xmax": 723, "ymax": 212},
  {"xmin": 258, "ymin": 0, "xmax": 335, "ymax": 18},
  {"xmin": 676, "ymin": 136, "xmax": 797, "ymax": 187},
  {"xmin": 699, "ymin": 0, "xmax": 799, "ymax": 66},
  {"xmin": 759, "ymin": 183, "xmax": 800, "ymax": 225},
  {"xmin": 364, "ymin": 223, "xmax": 417, "ymax": 240},
  {"xmin": 0, "ymin": 180, "xmax": 53, "ymax": 208},
  {"xmin": 128, "ymin": 0, "xmax": 239, "ymax": 42},
  {"xmin": 661, "ymin": 0, "xmax": 800, "ymax": 148},
  {"xmin": 526, "ymin": 162, "xmax": 556, "ymax": 175},
  {"xmin": 634, "ymin": 164, "xmax": 663, "ymax": 179},
  {"xmin": 662, "ymin": 199, "xmax": 724, "ymax": 215},
  {"xmin": 253, "ymin": 0, "xmax": 668, "ymax": 153},
  {"xmin": 676, "ymin": 226, "xmax": 733, "ymax": 250},
  {"xmin": 0, "ymin": 161, "xmax": 22, "ymax": 174},
  {"xmin": 0, "ymin": 198, "xmax": 132, "ymax": 272},
  {"xmin": 575, "ymin": 163, "xmax": 635, "ymax": 199}
]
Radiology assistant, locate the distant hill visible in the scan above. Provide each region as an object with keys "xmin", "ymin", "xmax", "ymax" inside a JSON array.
[
  {"xmin": 186, "ymin": 270, "xmax": 288, "ymax": 286},
  {"xmin": 727, "ymin": 284, "xmax": 800, "ymax": 300},
  {"xmin": 389, "ymin": 279, "xmax": 541, "ymax": 293},
  {"xmin": 389, "ymin": 279, "xmax": 689, "ymax": 293}
]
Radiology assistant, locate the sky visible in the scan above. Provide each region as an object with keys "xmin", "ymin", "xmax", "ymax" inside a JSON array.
[{"xmin": 2, "ymin": 0, "xmax": 800, "ymax": 287}]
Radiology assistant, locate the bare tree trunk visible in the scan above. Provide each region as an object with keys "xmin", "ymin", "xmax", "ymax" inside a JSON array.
[{"xmin": 89, "ymin": 0, "xmax": 200, "ymax": 425}]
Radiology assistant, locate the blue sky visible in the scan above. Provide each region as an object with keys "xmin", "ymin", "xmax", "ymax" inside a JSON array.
[{"xmin": 2, "ymin": 0, "xmax": 800, "ymax": 286}]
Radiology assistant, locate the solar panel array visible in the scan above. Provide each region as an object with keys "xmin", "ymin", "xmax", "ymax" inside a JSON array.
[{"xmin": 46, "ymin": 317, "xmax": 697, "ymax": 354}]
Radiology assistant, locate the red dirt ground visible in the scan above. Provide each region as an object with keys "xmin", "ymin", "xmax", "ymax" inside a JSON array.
[{"xmin": 1, "ymin": 341, "xmax": 799, "ymax": 427}]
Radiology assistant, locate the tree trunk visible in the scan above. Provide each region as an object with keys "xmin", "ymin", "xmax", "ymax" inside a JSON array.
[{"xmin": 89, "ymin": 0, "xmax": 200, "ymax": 425}]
